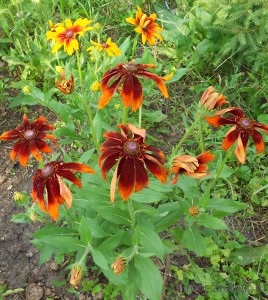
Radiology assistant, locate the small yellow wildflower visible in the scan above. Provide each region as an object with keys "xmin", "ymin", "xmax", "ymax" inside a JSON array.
[
  {"xmin": 114, "ymin": 104, "xmax": 121, "ymax": 110},
  {"xmin": 87, "ymin": 38, "xmax": 121, "ymax": 57},
  {"xmin": 56, "ymin": 66, "xmax": 64, "ymax": 73},
  {"xmin": 23, "ymin": 86, "xmax": 30, "ymax": 94},
  {"xmin": 91, "ymin": 81, "xmax": 100, "ymax": 92},
  {"xmin": 14, "ymin": 191, "xmax": 27, "ymax": 204}
]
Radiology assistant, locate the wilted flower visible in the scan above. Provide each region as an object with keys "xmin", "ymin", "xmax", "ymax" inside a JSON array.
[
  {"xmin": 46, "ymin": 18, "xmax": 93, "ymax": 55},
  {"xmin": 98, "ymin": 60, "xmax": 168, "ymax": 111},
  {"xmin": 87, "ymin": 38, "xmax": 121, "ymax": 57},
  {"xmin": 99, "ymin": 123, "xmax": 167, "ymax": 201},
  {"xmin": 111, "ymin": 257, "xmax": 126, "ymax": 275},
  {"xmin": 55, "ymin": 71, "xmax": 74, "ymax": 94},
  {"xmin": 126, "ymin": 6, "xmax": 163, "ymax": 45},
  {"xmin": 205, "ymin": 107, "xmax": 268, "ymax": 164},
  {"xmin": 70, "ymin": 264, "xmax": 83, "ymax": 289},
  {"xmin": 200, "ymin": 86, "xmax": 228, "ymax": 110},
  {"xmin": 32, "ymin": 161, "xmax": 95, "ymax": 220},
  {"xmin": 0, "ymin": 114, "xmax": 57, "ymax": 167},
  {"xmin": 91, "ymin": 81, "xmax": 100, "ymax": 92},
  {"xmin": 171, "ymin": 151, "xmax": 215, "ymax": 184},
  {"xmin": 188, "ymin": 206, "xmax": 199, "ymax": 216}
]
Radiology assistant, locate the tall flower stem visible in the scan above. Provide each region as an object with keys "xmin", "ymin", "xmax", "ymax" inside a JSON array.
[
  {"xmin": 198, "ymin": 120, "xmax": 204, "ymax": 153},
  {"xmin": 76, "ymin": 49, "xmax": 83, "ymax": 87},
  {"xmin": 122, "ymin": 106, "xmax": 128, "ymax": 125},
  {"xmin": 131, "ymin": 35, "xmax": 138, "ymax": 59},
  {"xmin": 208, "ymin": 145, "xmax": 234, "ymax": 191},
  {"xmin": 172, "ymin": 112, "xmax": 203, "ymax": 155},
  {"xmin": 78, "ymin": 244, "xmax": 92, "ymax": 265},
  {"xmin": 138, "ymin": 104, "xmax": 142, "ymax": 128},
  {"xmin": 128, "ymin": 199, "xmax": 136, "ymax": 231}
]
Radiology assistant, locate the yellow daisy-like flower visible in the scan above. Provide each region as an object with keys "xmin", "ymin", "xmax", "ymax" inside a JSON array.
[
  {"xmin": 126, "ymin": 6, "xmax": 163, "ymax": 45},
  {"xmin": 87, "ymin": 38, "xmax": 121, "ymax": 57},
  {"xmin": 46, "ymin": 18, "xmax": 93, "ymax": 55},
  {"xmin": 91, "ymin": 81, "xmax": 100, "ymax": 92}
]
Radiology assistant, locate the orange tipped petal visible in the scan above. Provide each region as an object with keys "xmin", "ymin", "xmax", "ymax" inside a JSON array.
[{"xmin": 251, "ymin": 129, "xmax": 265, "ymax": 153}]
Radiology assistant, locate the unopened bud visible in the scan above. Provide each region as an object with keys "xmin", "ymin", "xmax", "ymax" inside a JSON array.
[
  {"xmin": 111, "ymin": 257, "xmax": 126, "ymax": 275},
  {"xmin": 188, "ymin": 206, "xmax": 199, "ymax": 216},
  {"xmin": 70, "ymin": 264, "xmax": 83, "ymax": 289}
]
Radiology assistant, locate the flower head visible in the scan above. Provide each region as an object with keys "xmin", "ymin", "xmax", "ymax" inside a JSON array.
[
  {"xmin": 111, "ymin": 257, "xmax": 126, "ymax": 275},
  {"xmin": 46, "ymin": 18, "xmax": 93, "ymax": 55},
  {"xmin": 99, "ymin": 123, "xmax": 167, "ymax": 201},
  {"xmin": 70, "ymin": 264, "xmax": 83, "ymax": 289},
  {"xmin": 55, "ymin": 71, "xmax": 74, "ymax": 94},
  {"xmin": 87, "ymin": 38, "xmax": 121, "ymax": 57},
  {"xmin": 91, "ymin": 80, "xmax": 100, "ymax": 92},
  {"xmin": 32, "ymin": 161, "xmax": 95, "ymax": 220},
  {"xmin": 205, "ymin": 107, "xmax": 268, "ymax": 164},
  {"xmin": 98, "ymin": 60, "xmax": 168, "ymax": 111},
  {"xmin": 0, "ymin": 114, "xmax": 57, "ymax": 167},
  {"xmin": 171, "ymin": 151, "xmax": 215, "ymax": 184},
  {"xmin": 200, "ymin": 86, "xmax": 228, "ymax": 110},
  {"xmin": 126, "ymin": 6, "xmax": 163, "ymax": 45},
  {"xmin": 189, "ymin": 206, "xmax": 199, "ymax": 216}
]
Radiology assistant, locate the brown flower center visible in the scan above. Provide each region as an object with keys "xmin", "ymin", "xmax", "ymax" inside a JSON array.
[
  {"xmin": 124, "ymin": 63, "xmax": 137, "ymax": 72},
  {"xmin": 66, "ymin": 30, "xmax": 74, "ymax": 38},
  {"xmin": 240, "ymin": 118, "xmax": 251, "ymax": 128},
  {"xmin": 41, "ymin": 165, "xmax": 54, "ymax": 178},
  {"xmin": 24, "ymin": 130, "xmax": 35, "ymax": 140},
  {"xmin": 124, "ymin": 141, "xmax": 140, "ymax": 156},
  {"xmin": 101, "ymin": 43, "xmax": 109, "ymax": 48}
]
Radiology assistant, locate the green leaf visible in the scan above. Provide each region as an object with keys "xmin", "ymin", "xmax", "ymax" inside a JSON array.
[
  {"xmin": 49, "ymin": 99, "xmax": 70, "ymax": 123},
  {"xmin": 207, "ymin": 198, "xmax": 248, "ymax": 216},
  {"xmin": 228, "ymin": 246, "xmax": 268, "ymax": 266},
  {"xmin": 130, "ymin": 188, "xmax": 167, "ymax": 203},
  {"xmin": 9, "ymin": 93, "xmax": 39, "ymax": 108},
  {"xmin": 196, "ymin": 214, "xmax": 228, "ymax": 230},
  {"xmin": 134, "ymin": 256, "xmax": 162, "ymax": 300},
  {"xmin": 182, "ymin": 227, "xmax": 206, "ymax": 256},
  {"xmin": 92, "ymin": 249, "xmax": 109, "ymax": 270},
  {"xmin": 33, "ymin": 225, "xmax": 76, "ymax": 238},
  {"xmin": 79, "ymin": 217, "xmax": 92, "ymax": 246},
  {"xmin": 166, "ymin": 68, "xmax": 187, "ymax": 84},
  {"xmin": 39, "ymin": 245, "xmax": 54, "ymax": 264},
  {"xmin": 11, "ymin": 213, "xmax": 31, "ymax": 223},
  {"xmin": 92, "ymin": 206, "xmax": 131, "ymax": 225},
  {"xmin": 93, "ymin": 111, "xmax": 102, "ymax": 144}
]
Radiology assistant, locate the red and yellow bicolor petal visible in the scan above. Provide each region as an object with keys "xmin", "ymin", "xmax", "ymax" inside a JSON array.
[{"xmin": 0, "ymin": 129, "xmax": 21, "ymax": 140}]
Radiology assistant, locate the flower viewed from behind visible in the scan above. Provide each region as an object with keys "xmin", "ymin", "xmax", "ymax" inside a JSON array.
[
  {"xmin": 171, "ymin": 151, "xmax": 215, "ymax": 184},
  {"xmin": 46, "ymin": 18, "xmax": 93, "ymax": 55},
  {"xmin": 98, "ymin": 60, "xmax": 168, "ymax": 111},
  {"xmin": 111, "ymin": 257, "xmax": 126, "ymax": 275},
  {"xmin": 32, "ymin": 161, "xmax": 95, "ymax": 220},
  {"xmin": 205, "ymin": 107, "xmax": 268, "ymax": 164},
  {"xmin": 0, "ymin": 114, "xmax": 57, "ymax": 167},
  {"xmin": 87, "ymin": 38, "xmax": 121, "ymax": 57},
  {"xmin": 200, "ymin": 86, "xmax": 228, "ymax": 110},
  {"xmin": 55, "ymin": 71, "xmax": 74, "ymax": 94},
  {"xmin": 126, "ymin": 6, "xmax": 163, "ymax": 45},
  {"xmin": 99, "ymin": 123, "xmax": 167, "ymax": 201}
]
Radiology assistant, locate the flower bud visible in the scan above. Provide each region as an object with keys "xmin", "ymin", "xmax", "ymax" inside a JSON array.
[
  {"xmin": 70, "ymin": 264, "xmax": 83, "ymax": 289},
  {"xmin": 14, "ymin": 191, "xmax": 27, "ymax": 204},
  {"xmin": 188, "ymin": 206, "xmax": 199, "ymax": 216},
  {"xmin": 111, "ymin": 257, "xmax": 126, "ymax": 275}
]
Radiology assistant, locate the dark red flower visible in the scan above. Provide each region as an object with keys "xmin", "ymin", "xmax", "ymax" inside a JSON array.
[
  {"xmin": 171, "ymin": 151, "xmax": 215, "ymax": 184},
  {"xmin": 98, "ymin": 60, "xmax": 169, "ymax": 112},
  {"xmin": 32, "ymin": 161, "xmax": 95, "ymax": 220},
  {"xmin": 205, "ymin": 107, "xmax": 268, "ymax": 164},
  {"xmin": 99, "ymin": 123, "xmax": 167, "ymax": 201},
  {"xmin": 0, "ymin": 114, "xmax": 57, "ymax": 167}
]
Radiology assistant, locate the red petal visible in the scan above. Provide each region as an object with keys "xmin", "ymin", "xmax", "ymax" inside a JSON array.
[
  {"xmin": 121, "ymin": 75, "xmax": 134, "ymax": 108},
  {"xmin": 10, "ymin": 140, "xmax": 24, "ymax": 160},
  {"xmin": 215, "ymin": 107, "xmax": 245, "ymax": 117},
  {"xmin": 254, "ymin": 122, "xmax": 268, "ymax": 133},
  {"xmin": 59, "ymin": 162, "xmax": 95, "ymax": 173},
  {"xmin": 144, "ymin": 155, "xmax": 167, "ymax": 184},
  {"xmin": 205, "ymin": 116, "xmax": 237, "ymax": 127},
  {"xmin": 131, "ymin": 76, "xmax": 143, "ymax": 111},
  {"xmin": 222, "ymin": 127, "xmax": 240, "ymax": 150},
  {"xmin": 100, "ymin": 153, "xmax": 120, "ymax": 180},
  {"xmin": 56, "ymin": 170, "xmax": 82, "ymax": 188},
  {"xmin": 251, "ymin": 129, "xmax": 265, "ymax": 153},
  {"xmin": 23, "ymin": 114, "xmax": 31, "ymax": 128},
  {"xmin": 0, "ymin": 129, "xmax": 21, "ymax": 140},
  {"xmin": 197, "ymin": 151, "xmax": 215, "ymax": 164},
  {"xmin": 103, "ymin": 131, "xmax": 124, "ymax": 141},
  {"xmin": 146, "ymin": 145, "xmax": 165, "ymax": 162},
  {"xmin": 35, "ymin": 139, "xmax": 53, "ymax": 153},
  {"xmin": 57, "ymin": 175, "xmax": 73, "ymax": 208},
  {"xmin": 117, "ymin": 124, "xmax": 130, "ymax": 137},
  {"xmin": 18, "ymin": 141, "xmax": 30, "ymax": 167},
  {"xmin": 118, "ymin": 158, "xmax": 135, "ymax": 200},
  {"xmin": 28, "ymin": 140, "xmax": 42, "ymax": 161},
  {"xmin": 32, "ymin": 116, "xmax": 47, "ymax": 130},
  {"xmin": 134, "ymin": 159, "xmax": 148, "ymax": 192},
  {"xmin": 234, "ymin": 134, "xmax": 246, "ymax": 164},
  {"xmin": 46, "ymin": 180, "xmax": 60, "ymax": 221},
  {"xmin": 99, "ymin": 148, "xmax": 121, "ymax": 165}
]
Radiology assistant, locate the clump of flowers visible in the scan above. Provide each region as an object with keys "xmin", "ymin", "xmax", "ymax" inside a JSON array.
[
  {"xmin": 98, "ymin": 60, "xmax": 168, "ymax": 111},
  {"xmin": 46, "ymin": 18, "xmax": 93, "ymax": 55},
  {"xmin": 99, "ymin": 123, "xmax": 167, "ymax": 201},
  {"xmin": 0, "ymin": 114, "xmax": 57, "ymax": 167},
  {"xmin": 55, "ymin": 71, "xmax": 74, "ymax": 94},
  {"xmin": 32, "ymin": 161, "xmax": 95, "ymax": 220},
  {"xmin": 205, "ymin": 107, "xmax": 268, "ymax": 164},
  {"xmin": 87, "ymin": 38, "xmax": 121, "ymax": 57},
  {"xmin": 126, "ymin": 6, "xmax": 163, "ymax": 45}
]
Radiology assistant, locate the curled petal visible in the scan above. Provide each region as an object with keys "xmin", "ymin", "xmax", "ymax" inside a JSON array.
[
  {"xmin": 222, "ymin": 127, "xmax": 240, "ymax": 150},
  {"xmin": 56, "ymin": 170, "xmax": 82, "ymax": 188},
  {"xmin": 144, "ymin": 155, "xmax": 167, "ymax": 184}
]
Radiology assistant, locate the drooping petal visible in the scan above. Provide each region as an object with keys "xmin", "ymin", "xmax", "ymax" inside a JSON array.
[
  {"xmin": 46, "ymin": 180, "xmax": 60, "ymax": 221},
  {"xmin": 28, "ymin": 140, "xmax": 42, "ymax": 161},
  {"xmin": 146, "ymin": 145, "xmax": 165, "ymax": 162},
  {"xmin": 253, "ymin": 122, "xmax": 268, "ymax": 133},
  {"xmin": 251, "ymin": 129, "xmax": 265, "ymax": 153},
  {"xmin": 134, "ymin": 159, "xmax": 148, "ymax": 192},
  {"xmin": 118, "ymin": 158, "xmax": 135, "ymax": 201},
  {"xmin": 59, "ymin": 162, "xmax": 95, "ymax": 173},
  {"xmin": 197, "ymin": 151, "xmax": 215, "ymax": 164},
  {"xmin": 131, "ymin": 76, "xmax": 143, "ymax": 112},
  {"xmin": 100, "ymin": 153, "xmax": 120, "ymax": 180},
  {"xmin": 18, "ymin": 142, "xmax": 30, "ymax": 167},
  {"xmin": 10, "ymin": 140, "xmax": 25, "ymax": 161},
  {"xmin": 56, "ymin": 169, "xmax": 82, "ymax": 188},
  {"xmin": 47, "ymin": 177, "xmax": 66, "ymax": 205},
  {"xmin": 234, "ymin": 134, "xmax": 246, "ymax": 164},
  {"xmin": 99, "ymin": 148, "xmax": 121, "ymax": 166},
  {"xmin": 144, "ymin": 155, "xmax": 167, "ymax": 184},
  {"xmin": 222, "ymin": 127, "xmax": 240, "ymax": 150},
  {"xmin": 121, "ymin": 75, "xmax": 134, "ymax": 108},
  {"xmin": 205, "ymin": 116, "xmax": 237, "ymax": 127},
  {"xmin": 128, "ymin": 123, "xmax": 146, "ymax": 141},
  {"xmin": 110, "ymin": 165, "xmax": 118, "ymax": 203},
  {"xmin": 57, "ymin": 175, "xmax": 73, "ymax": 208}
]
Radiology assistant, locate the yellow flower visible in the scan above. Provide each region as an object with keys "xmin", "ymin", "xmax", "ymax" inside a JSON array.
[
  {"xmin": 91, "ymin": 81, "xmax": 100, "ymax": 92},
  {"xmin": 46, "ymin": 18, "xmax": 93, "ymax": 55},
  {"xmin": 56, "ymin": 66, "xmax": 64, "ymax": 73},
  {"xmin": 87, "ymin": 38, "xmax": 121, "ymax": 57},
  {"xmin": 14, "ymin": 191, "xmax": 27, "ymax": 204},
  {"xmin": 23, "ymin": 86, "xmax": 30, "ymax": 94},
  {"xmin": 114, "ymin": 104, "xmax": 121, "ymax": 110},
  {"xmin": 126, "ymin": 6, "xmax": 163, "ymax": 45}
]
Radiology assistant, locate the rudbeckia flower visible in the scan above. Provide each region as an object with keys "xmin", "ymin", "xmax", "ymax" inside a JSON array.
[
  {"xmin": 200, "ymin": 86, "xmax": 228, "ymax": 110},
  {"xmin": 99, "ymin": 123, "xmax": 167, "ymax": 201},
  {"xmin": 171, "ymin": 151, "xmax": 215, "ymax": 184},
  {"xmin": 205, "ymin": 107, "xmax": 268, "ymax": 164},
  {"xmin": 87, "ymin": 38, "xmax": 121, "ymax": 57},
  {"xmin": 55, "ymin": 70, "xmax": 74, "ymax": 94},
  {"xmin": 98, "ymin": 60, "xmax": 168, "ymax": 111},
  {"xmin": 126, "ymin": 6, "xmax": 163, "ymax": 45},
  {"xmin": 46, "ymin": 18, "xmax": 93, "ymax": 55},
  {"xmin": 0, "ymin": 114, "xmax": 57, "ymax": 167},
  {"xmin": 32, "ymin": 161, "xmax": 95, "ymax": 220}
]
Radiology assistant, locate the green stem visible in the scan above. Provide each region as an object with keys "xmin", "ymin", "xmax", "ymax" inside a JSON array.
[
  {"xmin": 138, "ymin": 104, "xmax": 142, "ymax": 129},
  {"xmin": 122, "ymin": 106, "xmax": 128, "ymax": 124},
  {"xmin": 76, "ymin": 49, "xmax": 83, "ymax": 87},
  {"xmin": 198, "ymin": 120, "xmax": 204, "ymax": 153},
  {"xmin": 128, "ymin": 199, "xmax": 136, "ymax": 231},
  {"xmin": 78, "ymin": 244, "xmax": 92, "ymax": 265},
  {"xmin": 173, "ymin": 112, "xmax": 203, "ymax": 155},
  {"xmin": 131, "ymin": 35, "xmax": 138, "ymax": 59},
  {"xmin": 209, "ymin": 145, "xmax": 234, "ymax": 191}
]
